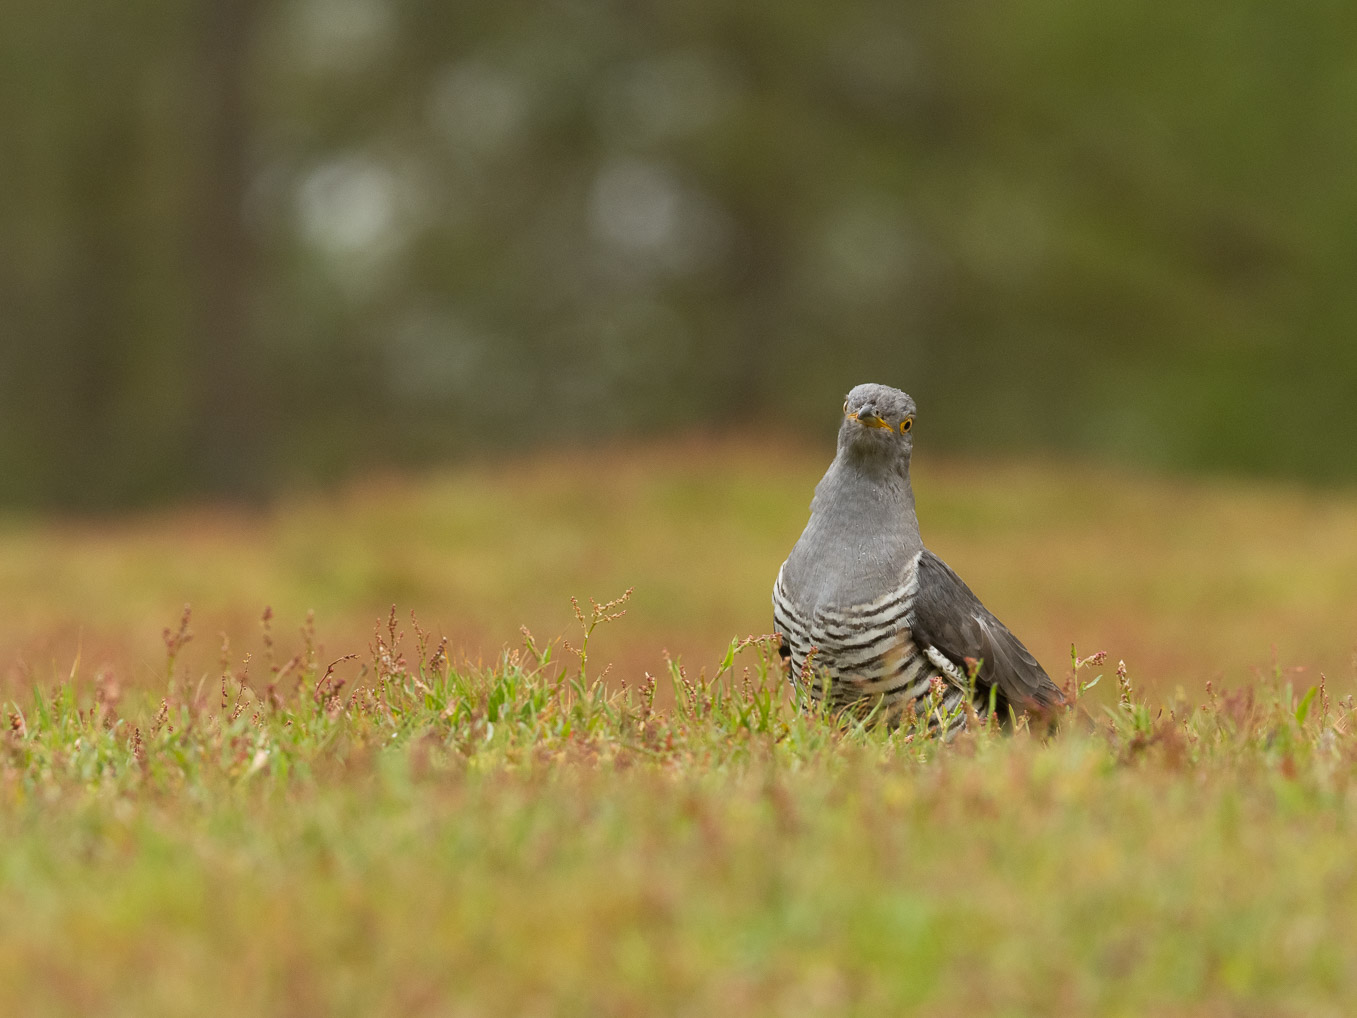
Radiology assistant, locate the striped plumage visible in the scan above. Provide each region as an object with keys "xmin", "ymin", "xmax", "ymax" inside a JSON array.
[
  {"xmin": 773, "ymin": 383, "xmax": 1062, "ymax": 730},
  {"xmin": 774, "ymin": 558, "xmax": 923, "ymax": 714}
]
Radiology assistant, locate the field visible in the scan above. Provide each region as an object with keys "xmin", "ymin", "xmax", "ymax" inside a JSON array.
[
  {"xmin": 4, "ymin": 440, "xmax": 1357, "ymax": 1016},
  {"xmin": 4, "ymin": 438, "xmax": 1355, "ymax": 694}
]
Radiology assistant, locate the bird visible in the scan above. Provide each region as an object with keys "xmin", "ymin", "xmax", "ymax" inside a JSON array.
[{"xmin": 772, "ymin": 383, "xmax": 1063, "ymax": 732}]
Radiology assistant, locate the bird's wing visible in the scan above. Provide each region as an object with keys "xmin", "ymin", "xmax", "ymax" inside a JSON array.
[{"xmin": 907, "ymin": 550, "xmax": 1063, "ymax": 715}]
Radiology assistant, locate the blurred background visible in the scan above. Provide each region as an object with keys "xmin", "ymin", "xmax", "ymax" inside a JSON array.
[
  {"xmin": 2, "ymin": 0, "xmax": 1355, "ymax": 692},
  {"xmin": 6, "ymin": 0, "xmax": 1357, "ymax": 509}
]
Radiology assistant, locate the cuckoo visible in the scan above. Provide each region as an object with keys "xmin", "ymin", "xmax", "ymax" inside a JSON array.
[{"xmin": 773, "ymin": 383, "xmax": 1063, "ymax": 730}]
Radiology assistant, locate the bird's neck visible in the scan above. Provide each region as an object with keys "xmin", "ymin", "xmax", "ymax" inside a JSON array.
[
  {"xmin": 812, "ymin": 451, "xmax": 919, "ymax": 530},
  {"xmin": 787, "ymin": 453, "xmax": 924, "ymax": 605}
]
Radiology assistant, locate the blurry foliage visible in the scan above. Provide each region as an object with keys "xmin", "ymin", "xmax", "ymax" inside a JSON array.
[{"xmin": 3, "ymin": 0, "xmax": 1357, "ymax": 507}]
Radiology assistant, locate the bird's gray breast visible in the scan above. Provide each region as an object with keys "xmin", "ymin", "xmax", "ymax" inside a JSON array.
[{"xmin": 773, "ymin": 551, "xmax": 935, "ymax": 707}]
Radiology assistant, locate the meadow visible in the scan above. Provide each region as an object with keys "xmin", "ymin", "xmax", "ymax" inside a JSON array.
[
  {"xmin": 4, "ymin": 440, "xmax": 1357, "ymax": 1016},
  {"xmin": 3, "ymin": 438, "xmax": 1355, "ymax": 695}
]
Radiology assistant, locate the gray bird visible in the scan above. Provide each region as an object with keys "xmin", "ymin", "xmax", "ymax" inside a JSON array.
[{"xmin": 773, "ymin": 383, "xmax": 1063, "ymax": 730}]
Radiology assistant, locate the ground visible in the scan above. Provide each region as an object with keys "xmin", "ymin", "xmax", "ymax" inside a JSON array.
[
  {"xmin": 3, "ymin": 441, "xmax": 1357, "ymax": 1016},
  {"xmin": 3, "ymin": 438, "xmax": 1354, "ymax": 698}
]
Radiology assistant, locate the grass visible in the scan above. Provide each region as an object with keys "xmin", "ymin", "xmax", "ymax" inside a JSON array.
[
  {"xmin": 3, "ymin": 438, "xmax": 1357, "ymax": 700},
  {"xmin": 4, "ymin": 440, "xmax": 1357, "ymax": 1015},
  {"xmin": 3, "ymin": 603, "xmax": 1356, "ymax": 1017}
]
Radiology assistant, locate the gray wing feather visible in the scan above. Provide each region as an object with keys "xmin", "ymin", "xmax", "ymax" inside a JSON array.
[{"xmin": 908, "ymin": 550, "xmax": 1063, "ymax": 714}]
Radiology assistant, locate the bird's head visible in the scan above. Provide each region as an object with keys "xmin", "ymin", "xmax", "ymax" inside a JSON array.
[{"xmin": 838, "ymin": 383, "xmax": 917, "ymax": 466}]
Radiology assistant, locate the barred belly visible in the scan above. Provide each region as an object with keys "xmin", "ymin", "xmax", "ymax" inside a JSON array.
[{"xmin": 772, "ymin": 564, "xmax": 974, "ymax": 725}]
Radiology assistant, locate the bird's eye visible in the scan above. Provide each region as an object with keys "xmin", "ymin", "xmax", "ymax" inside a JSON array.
[
  {"xmin": 843, "ymin": 400, "xmax": 849, "ymax": 414},
  {"xmin": 900, "ymin": 417, "xmax": 913, "ymax": 434}
]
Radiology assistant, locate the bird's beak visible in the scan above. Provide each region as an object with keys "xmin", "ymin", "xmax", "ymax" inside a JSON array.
[{"xmin": 848, "ymin": 412, "xmax": 893, "ymax": 431}]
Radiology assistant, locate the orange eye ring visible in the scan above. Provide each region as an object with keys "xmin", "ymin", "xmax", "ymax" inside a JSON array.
[
  {"xmin": 843, "ymin": 400, "xmax": 849, "ymax": 414},
  {"xmin": 900, "ymin": 417, "xmax": 913, "ymax": 434}
]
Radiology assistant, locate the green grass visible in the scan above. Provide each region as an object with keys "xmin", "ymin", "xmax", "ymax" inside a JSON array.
[
  {"xmin": 4, "ymin": 443, "xmax": 1357, "ymax": 1015},
  {"xmin": 3, "ymin": 603, "xmax": 1356, "ymax": 1017}
]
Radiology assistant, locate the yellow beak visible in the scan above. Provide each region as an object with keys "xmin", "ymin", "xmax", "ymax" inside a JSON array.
[{"xmin": 848, "ymin": 412, "xmax": 894, "ymax": 431}]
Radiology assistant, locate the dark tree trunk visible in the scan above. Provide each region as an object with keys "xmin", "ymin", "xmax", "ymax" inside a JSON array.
[{"xmin": 190, "ymin": 0, "xmax": 263, "ymax": 499}]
